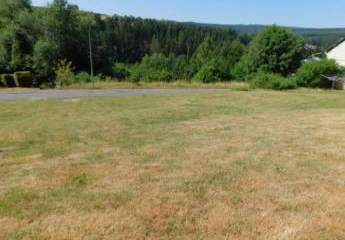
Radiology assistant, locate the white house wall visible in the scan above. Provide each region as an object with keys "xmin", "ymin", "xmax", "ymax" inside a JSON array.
[{"xmin": 327, "ymin": 41, "xmax": 345, "ymax": 66}]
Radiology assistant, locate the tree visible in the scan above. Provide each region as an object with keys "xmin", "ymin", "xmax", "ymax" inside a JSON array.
[
  {"xmin": 0, "ymin": 0, "xmax": 34, "ymax": 72},
  {"xmin": 150, "ymin": 35, "xmax": 160, "ymax": 54},
  {"xmin": 214, "ymin": 40, "xmax": 246, "ymax": 79},
  {"xmin": 0, "ymin": 0, "xmax": 242, "ymax": 81},
  {"xmin": 191, "ymin": 37, "xmax": 217, "ymax": 72},
  {"xmin": 244, "ymin": 25, "xmax": 305, "ymax": 76},
  {"xmin": 193, "ymin": 61, "xmax": 223, "ymax": 83},
  {"xmin": 45, "ymin": 0, "xmax": 79, "ymax": 61},
  {"xmin": 0, "ymin": 0, "xmax": 31, "ymax": 25},
  {"xmin": 32, "ymin": 39, "xmax": 58, "ymax": 82}
]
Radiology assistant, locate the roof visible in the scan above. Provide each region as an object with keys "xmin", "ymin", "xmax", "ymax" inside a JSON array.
[{"xmin": 327, "ymin": 37, "xmax": 345, "ymax": 53}]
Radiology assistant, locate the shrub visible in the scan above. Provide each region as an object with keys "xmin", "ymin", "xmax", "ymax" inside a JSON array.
[
  {"xmin": 0, "ymin": 75, "xmax": 7, "ymax": 87},
  {"xmin": 141, "ymin": 53, "xmax": 168, "ymax": 70},
  {"xmin": 244, "ymin": 25, "xmax": 305, "ymax": 76},
  {"xmin": 112, "ymin": 63, "xmax": 130, "ymax": 80},
  {"xmin": 90, "ymin": 74, "xmax": 102, "ymax": 83},
  {"xmin": 232, "ymin": 57, "xmax": 251, "ymax": 81},
  {"xmin": 129, "ymin": 65, "xmax": 142, "ymax": 82},
  {"xmin": 167, "ymin": 54, "xmax": 191, "ymax": 80},
  {"xmin": 74, "ymin": 72, "xmax": 92, "ymax": 83},
  {"xmin": 1, "ymin": 74, "xmax": 16, "ymax": 87},
  {"xmin": 193, "ymin": 62, "xmax": 223, "ymax": 83},
  {"xmin": 250, "ymin": 72, "xmax": 297, "ymax": 90},
  {"xmin": 55, "ymin": 60, "xmax": 75, "ymax": 87},
  {"xmin": 33, "ymin": 39, "xmax": 58, "ymax": 83},
  {"xmin": 130, "ymin": 66, "xmax": 172, "ymax": 82},
  {"xmin": 14, "ymin": 71, "xmax": 33, "ymax": 87},
  {"xmin": 295, "ymin": 59, "xmax": 343, "ymax": 88}
]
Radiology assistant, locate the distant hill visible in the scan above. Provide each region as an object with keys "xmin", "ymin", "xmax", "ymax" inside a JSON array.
[
  {"xmin": 184, "ymin": 22, "xmax": 345, "ymax": 50},
  {"xmin": 75, "ymin": 9, "xmax": 345, "ymax": 50},
  {"xmin": 63, "ymin": 7, "xmax": 345, "ymax": 50}
]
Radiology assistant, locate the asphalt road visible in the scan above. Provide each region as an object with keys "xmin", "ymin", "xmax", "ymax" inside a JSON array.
[{"xmin": 0, "ymin": 89, "xmax": 227, "ymax": 101}]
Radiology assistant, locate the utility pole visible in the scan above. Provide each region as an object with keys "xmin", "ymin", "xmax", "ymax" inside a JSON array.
[{"xmin": 88, "ymin": 24, "xmax": 94, "ymax": 77}]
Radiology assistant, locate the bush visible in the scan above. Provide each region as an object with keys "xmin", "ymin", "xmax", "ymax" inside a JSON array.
[
  {"xmin": 55, "ymin": 60, "xmax": 75, "ymax": 87},
  {"xmin": 193, "ymin": 62, "xmax": 223, "ymax": 83},
  {"xmin": 14, "ymin": 71, "xmax": 33, "ymax": 87},
  {"xmin": 0, "ymin": 75, "xmax": 7, "ymax": 87},
  {"xmin": 232, "ymin": 57, "xmax": 251, "ymax": 81},
  {"xmin": 33, "ymin": 39, "xmax": 58, "ymax": 83},
  {"xmin": 112, "ymin": 63, "xmax": 130, "ymax": 80},
  {"xmin": 130, "ymin": 66, "xmax": 172, "ymax": 82},
  {"xmin": 295, "ymin": 59, "xmax": 343, "ymax": 88},
  {"xmin": 74, "ymin": 72, "xmax": 92, "ymax": 83},
  {"xmin": 167, "ymin": 54, "xmax": 191, "ymax": 80},
  {"xmin": 250, "ymin": 72, "xmax": 297, "ymax": 90},
  {"xmin": 244, "ymin": 25, "xmax": 305, "ymax": 76},
  {"xmin": 1, "ymin": 74, "xmax": 16, "ymax": 87}
]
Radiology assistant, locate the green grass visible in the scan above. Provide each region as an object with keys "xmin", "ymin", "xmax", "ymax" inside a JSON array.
[
  {"xmin": 61, "ymin": 80, "xmax": 251, "ymax": 90},
  {"xmin": 2, "ymin": 89, "xmax": 345, "ymax": 239}
]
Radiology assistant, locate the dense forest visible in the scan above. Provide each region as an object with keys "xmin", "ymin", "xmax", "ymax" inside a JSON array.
[
  {"xmin": 0, "ymin": 0, "xmax": 344, "ymax": 89},
  {"xmin": 0, "ymin": 0, "xmax": 242, "ymax": 83},
  {"xmin": 187, "ymin": 23, "xmax": 345, "ymax": 50}
]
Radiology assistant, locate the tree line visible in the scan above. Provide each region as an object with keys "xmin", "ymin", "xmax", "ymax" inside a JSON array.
[
  {"xmin": 0, "ymin": 0, "xmax": 242, "ymax": 83},
  {"xmin": 0, "ymin": 0, "xmax": 342, "ymax": 89}
]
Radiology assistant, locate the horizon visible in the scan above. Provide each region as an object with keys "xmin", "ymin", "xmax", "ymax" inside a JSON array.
[{"xmin": 32, "ymin": 0, "xmax": 345, "ymax": 29}]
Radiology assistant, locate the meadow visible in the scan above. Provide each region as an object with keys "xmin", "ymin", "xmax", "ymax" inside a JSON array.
[{"xmin": 1, "ymin": 89, "xmax": 345, "ymax": 239}]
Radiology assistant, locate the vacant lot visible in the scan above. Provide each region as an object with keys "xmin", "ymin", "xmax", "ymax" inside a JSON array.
[{"xmin": 1, "ymin": 89, "xmax": 345, "ymax": 239}]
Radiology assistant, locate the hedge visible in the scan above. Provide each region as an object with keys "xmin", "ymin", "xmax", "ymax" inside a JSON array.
[
  {"xmin": 14, "ymin": 71, "xmax": 33, "ymax": 87},
  {"xmin": 1, "ymin": 74, "xmax": 16, "ymax": 87},
  {"xmin": 0, "ymin": 75, "xmax": 6, "ymax": 87},
  {"xmin": 250, "ymin": 72, "xmax": 297, "ymax": 90}
]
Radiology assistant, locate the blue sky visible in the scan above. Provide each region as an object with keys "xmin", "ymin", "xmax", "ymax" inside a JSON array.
[{"xmin": 32, "ymin": 0, "xmax": 345, "ymax": 28}]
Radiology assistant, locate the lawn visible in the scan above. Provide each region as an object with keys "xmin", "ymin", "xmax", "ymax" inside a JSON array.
[
  {"xmin": 60, "ymin": 80, "xmax": 250, "ymax": 90},
  {"xmin": 1, "ymin": 89, "xmax": 345, "ymax": 239}
]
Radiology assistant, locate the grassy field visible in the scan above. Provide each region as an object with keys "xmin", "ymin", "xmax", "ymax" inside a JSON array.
[
  {"xmin": 61, "ymin": 80, "xmax": 250, "ymax": 90},
  {"xmin": 1, "ymin": 89, "xmax": 345, "ymax": 239}
]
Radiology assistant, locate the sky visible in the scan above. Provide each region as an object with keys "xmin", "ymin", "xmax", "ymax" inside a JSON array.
[{"xmin": 32, "ymin": 0, "xmax": 345, "ymax": 28}]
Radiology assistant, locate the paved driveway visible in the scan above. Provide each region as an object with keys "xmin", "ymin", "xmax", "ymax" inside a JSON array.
[{"xmin": 0, "ymin": 89, "xmax": 227, "ymax": 101}]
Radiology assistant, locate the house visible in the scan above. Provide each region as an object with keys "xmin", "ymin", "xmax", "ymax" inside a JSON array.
[{"xmin": 327, "ymin": 38, "xmax": 345, "ymax": 66}]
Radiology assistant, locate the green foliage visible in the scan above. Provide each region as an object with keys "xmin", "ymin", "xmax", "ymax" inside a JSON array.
[
  {"xmin": 54, "ymin": 60, "xmax": 75, "ymax": 87},
  {"xmin": 130, "ymin": 66, "xmax": 172, "ymax": 82},
  {"xmin": 167, "ymin": 54, "xmax": 191, "ymax": 80},
  {"xmin": 0, "ymin": 0, "xmax": 31, "ymax": 24},
  {"xmin": 14, "ymin": 71, "xmax": 33, "ymax": 87},
  {"xmin": 193, "ymin": 62, "xmax": 224, "ymax": 83},
  {"xmin": 217, "ymin": 40, "xmax": 246, "ymax": 69},
  {"xmin": 191, "ymin": 38, "xmax": 217, "ymax": 71},
  {"xmin": 250, "ymin": 72, "xmax": 297, "ymax": 90},
  {"xmin": 0, "ymin": 76, "xmax": 6, "ymax": 87},
  {"xmin": 141, "ymin": 53, "xmax": 168, "ymax": 71},
  {"xmin": 191, "ymin": 39, "xmax": 246, "ymax": 81},
  {"xmin": 74, "ymin": 72, "xmax": 101, "ymax": 83},
  {"xmin": 0, "ymin": 0, "xmax": 35, "ymax": 72},
  {"xmin": 0, "ymin": 75, "xmax": 8, "ymax": 87},
  {"xmin": 0, "ymin": 0, "xmax": 341, "ymax": 89},
  {"xmin": 1, "ymin": 74, "xmax": 16, "ymax": 87},
  {"xmin": 46, "ymin": 0, "xmax": 79, "ymax": 59},
  {"xmin": 295, "ymin": 59, "xmax": 343, "ymax": 88},
  {"xmin": 191, "ymin": 39, "xmax": 245, "ymax": 82},
  {"xmin": 244, "ymin": 25, "xmax": 305, "ymax": 76},
  {"xmin": 232, "ymin": 57, "xmax": 251, "ymax": 81},
  {"xmin": 33, "ymin": 39, "xmax": 59, "ymax": 82},
  {"xmin": 129, "ymin": 54, "xmax": 173, "ymax": 82},
  {"xmin": 74, "ymin": 71, "xmax": 91, "ymax": 83},
  {"xmin": 112, "ymin": 63, "xmax": 130, "ymax": 80}
]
